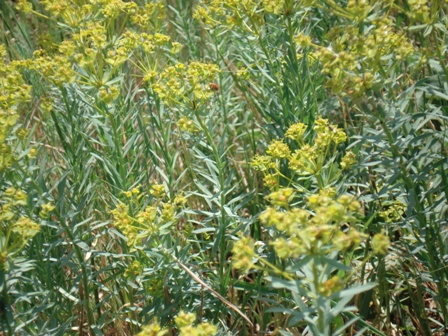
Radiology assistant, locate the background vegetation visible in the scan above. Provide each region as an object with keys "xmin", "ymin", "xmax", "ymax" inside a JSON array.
[{"xmin": 1, "ymin": 0, "xmax": 447, "ymax": 335}]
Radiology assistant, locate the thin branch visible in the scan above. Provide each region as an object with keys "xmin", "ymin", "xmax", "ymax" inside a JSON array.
[{"xmin": 164, "ymin": 249, "xmax": 253, "ymax": 327}]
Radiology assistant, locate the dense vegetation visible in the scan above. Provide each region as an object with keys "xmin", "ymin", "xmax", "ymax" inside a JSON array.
[{"xmin": 1, "ymin": 0, "xmax": 447, "ymax": 335}]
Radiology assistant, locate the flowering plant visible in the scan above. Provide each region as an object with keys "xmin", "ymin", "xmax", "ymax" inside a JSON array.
[{"xmin": 233, "ymin": 119, "xmax": 389, "ymax": 335}]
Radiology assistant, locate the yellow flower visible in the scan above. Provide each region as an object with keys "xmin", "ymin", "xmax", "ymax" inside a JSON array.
[
  {"xmin": 175, "ymin": 311, "xmax": 196, "ymax": 329},
  {"xmin": 371, "ymin": 232, "xmax": 390, "ymax": 255},
  {"xmin": 232, "ymin": 236, "xmax": 256, "ymax": 273},
  {"xmin": 341, "ymin": 151, "xmax": 356, "ymax": 170},
  {"xmin": 178, "ymin": 116, "xmax": 197, "ymax": 133},
  {"xmin": 150, "ymin": 184, "xmax": 166, "ymax": 198},
  {"xmin": 161, "ymin": 202, "xmax": 175, "ymax": 223},
  {"xmin": 250, "ymin": 155, "xmax": 274, "ymax": 171},
  {"xmin": 16, "ymin": 0, "xmax": 33, "ymax": 13},
  {"xmin": 12, "ymin": 217, "xmax": 40, "ymax": 239},
  {"xmin": 263, "ymin": 174, "xmax": 278, "ymax": 190},
  {"xmin": 266, "ymin": 139, "xmax": 291, "ymax": 159},
  {"xmin": 124, "ymin": 260, "xmax": 142, "ymax": 278},
  {"xmin": 319, "ymin": 276, "xmax": 343, "ymax": 297},
  {"xmin": 285, "ymin": 122, "xmax": 307, "ymax": 142},
  {"xmin": 40, "ymin": 203, "xmax": 55, "ymax": 219},
  {"xmin": 28, "ymin": 147, "xmax": 38, "ymax": 158},
  {"xmin": 173, "ymin": 193, "xmax": 187, "ymax": 207},
  {"xmin": 270, "ymin": 237, "xmax": 303, "ymax": 259},
  {"xmin": 265, "ymin": 188, "xmax": 295, "ymax": 208},
  {"xmin": 263, "ymin": 0, "xmax": 285, "ymax": 15},
  {"xmin": 137, "ymin": 319, "xmax": 168, "ymax": 336}
]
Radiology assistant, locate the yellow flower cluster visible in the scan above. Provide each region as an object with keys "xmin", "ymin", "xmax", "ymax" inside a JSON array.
[
  {"xmin": 266, "ymin": 140, "xmax": 291, "ymax": 159},
  {"xmin": 251, "ymin": 118, "xmax": 349, "ymax": 187},
  {"xmin": 371, "ymin": 231, "xmax": 390, "ymax": 255},
  {"xmin": 194, "ymin": 0, "xmax": 287, "ymax": 32},
  {"xmin": 250, "ymin": 155, "xmax": 275, "ymax": 172},
  {"xmin": 175, "ymin": 311, "xmax": 217, "ymax": 336},
  {"xmin": 131, "ymin": 2, "xmax": 166, "ymax": 29},
  {"xmin": 232, "ymin": 123, "xmax": 390, "ymax": 276},
  {"xmin": 346, "ymin": 0, "xmax": 370, "ymax": 21},
  {"xmin": 19, "ymin": 0, "xmax": 165, "ymax": 37},
  {"xmin": 152, "ymin": 61, "xmax": 221, "ymax": 107},
  {"xmin": 193, "ymin": 0, "xmax": 442, "ymax": 99},
  {"xmin": 340, "ymin": 151, "xmax": 356, "ymax": 170},
  {"xmin": 136, "ymin": 319, "xmax": 167, "ymax": 336},
  {"xmin": 17, "ymin": 0, "xmax": 224, "ymax": 117},
  {"xmin": 16, "ymin": 0, "xmax": 175, "ymax": 106},
  {"xmin": 231, "ymin": 236, "xmax": 256, "ymax": 273},
  {"xmin": 285, "ymin": 122, "xmax": 306, "ymax": 143},
  {"xmin": 263, "ymin": 0, "xmax": 286, "ymax": 15},
  {"xmin": 234, "ymin": 117, "xmax": 391, "ymax": 278},
  {"xmin": 30, "ymin": 49, "xmax": 76, "ymax": 88},
  {"xmin": 407, "ymin": 0, "xmax": 431, "ymax": 23},
  {"xmin": 260, "ymin": 189, "xmax": 365, "ymax": 258},
  {"xmin": 313, "ymin": 117, "xmax": 347, "ymax": 147},
  {"xmin": 36, "ymin": 0, "xmax": 137, "ymax": 26},
  {"xmin": 295, "ymin": 9, "xmax": 416, "ymax": 96},
  {"xmin": 0, "ymin": 45, "xmax": 32, "ymax": 171},
  {"xmin": 1, "ymin": 188, "xmax": 42, "ymax": 270},
  {"xmin": 109, "ymin": 187, "xmax": 186, "ymax": 248},
  {"xmin": 232, "ymin": 119, "xmax": 372, "ymax": 275},
  {"xmin": 137, "ymin": 312, "xmax": 217, "ymax": 336},
  {"xmin": 12, "ymin": 217, "xmax": 41, "ymax": 240},
  {"xmin": 149, "ymin": 184, "xmax": 166, "ymax": 198},
  {"xmin": 379, "ymin": 200, "xmax": 406, "ymax": 223},
  {"xmin": 40, "ymin": 203, "xmax": 56, "ymax": 219},
  {"xmin": 99, "ymin": 0, "xmax": 137, "ymax": 19},
  {"xmin": 124, "ymin": 260, "xmax": 142, "ymax": 278},
  {"xmin": 177, "ymin": 116, "xmax": 198, "ymax": 133},
  {"xmin": 319, "ymin": 275, "xmax": 344, "ymax": 297}
]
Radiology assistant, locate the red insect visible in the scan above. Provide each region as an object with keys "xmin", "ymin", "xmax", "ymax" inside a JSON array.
[{"xmin": 209, "ymin": 82, "xmax": 219, "ymax": 91}]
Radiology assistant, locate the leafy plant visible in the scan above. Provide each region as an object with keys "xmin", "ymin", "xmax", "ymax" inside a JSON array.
[{"xmin": 0, "ymin": 0, "xmax": 446, "ymax": 334}]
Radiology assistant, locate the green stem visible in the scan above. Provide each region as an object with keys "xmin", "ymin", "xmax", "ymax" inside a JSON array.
[
  {"xmin": 257, "ymin": 258, "xmax": 294, "ymax": 281},
  {"xmin": 312, "ymin": 262, "xmax": 327, "ymax": 336},
  {"xmin": 0, "ymin": 268, "xmax": 13, "ymax": 335},
  {"xmin": 430, "ymin": 29, "xmax": 448, "ymax": 84}
]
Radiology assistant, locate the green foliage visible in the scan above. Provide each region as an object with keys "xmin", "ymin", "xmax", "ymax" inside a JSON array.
[{"xmin": 0, "ymin": 0, "xmax": 447, "ymax": 335}]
